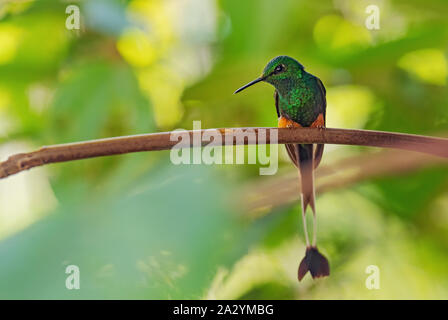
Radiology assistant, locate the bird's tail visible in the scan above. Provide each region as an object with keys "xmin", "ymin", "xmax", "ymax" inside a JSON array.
[
  {"xmin": 297, "ymin": 144, "xmax": 315, "ymax": 214},
  {"xmin": 296, "ymin": 144, "xmax": 330, "ymax": 281},
  {"xmin": 298, "ymin": 247, "xmax": 330, "ymax": 280},
  {"xmin": 314, "ymin": 144, "xmax": 325, "ymax": 169}
]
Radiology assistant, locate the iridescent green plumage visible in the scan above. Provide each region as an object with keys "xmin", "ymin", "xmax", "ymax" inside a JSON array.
[
  {"xmin": 261, "ymin": 55, "xmax": 326, "ymax": 126},
  {"xmin": 235, "ymin": 55, "xmax": 329, "ymax": 281}
]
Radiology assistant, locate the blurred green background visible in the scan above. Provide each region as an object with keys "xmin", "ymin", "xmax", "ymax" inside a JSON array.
[{"xmin": 0, "ymin": 0, "xmax": 448, "ymax": 299}]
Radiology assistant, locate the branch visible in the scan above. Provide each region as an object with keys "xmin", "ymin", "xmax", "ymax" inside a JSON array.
[
  {"xmin": 1, "ymin": 127, "xmax": 448, "ymax": 179},
  {"xmin": 242, "ymin": 149, "xmax": 448, "ymax": 215}
]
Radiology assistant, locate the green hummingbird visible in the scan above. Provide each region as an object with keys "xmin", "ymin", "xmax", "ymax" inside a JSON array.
[{"xmin": 235, "ymin": 55, "xmax": 329, "ymax": 281}]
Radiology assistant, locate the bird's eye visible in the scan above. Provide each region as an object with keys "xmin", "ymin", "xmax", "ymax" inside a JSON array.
[{"xmin": 274, "ymin": 65, "xmax": 285, "ymax": 73}]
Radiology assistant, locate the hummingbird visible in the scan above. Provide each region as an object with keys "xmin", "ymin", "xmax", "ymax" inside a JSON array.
[{"xmin": 234, "ymin": 56, "xmax": 329, "ymax": 281}]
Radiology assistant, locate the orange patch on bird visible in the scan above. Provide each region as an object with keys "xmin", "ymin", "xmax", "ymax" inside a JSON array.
[
  {"xmin": 278, "ymin": 116, "xmax": 302, "ymax": 128},
  {"xmin": 310, "ymin": 113, "xmax": 325, "ymax": 128},
  {"xmin": 218, "ymin": 128, "xmax": 233, "ymax": 134}
]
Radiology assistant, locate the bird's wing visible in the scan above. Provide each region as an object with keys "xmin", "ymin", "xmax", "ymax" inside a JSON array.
[
  {"xmin": 313, "ymin": 77, "xmax": 327, "ymax": 169},
  {"xmin": 285, "ymin": 144, "xmax": 299, "ymax": 168},
  {"xmin": 316, "ymin": 77, "xmax": 326, "ymax": 122},
  {"xmin": 274, "ymin": 90, "xmax": 280, "ymax": 117},
  {"xmin": 276, "ymin": 90, "xmax": 299, "ymax": 168}
]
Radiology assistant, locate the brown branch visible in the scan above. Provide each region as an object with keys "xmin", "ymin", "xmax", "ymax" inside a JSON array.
[
  {"xmin": 242, "ymin": 149, "xmax": 448, "ymax": 216},
  {"xmin": 1, "ymin": 127, "xmax": 448, "ymax": 179}
]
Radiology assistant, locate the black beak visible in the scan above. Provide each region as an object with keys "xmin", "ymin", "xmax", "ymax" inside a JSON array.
[{"xmin": 234, "ymin": 77, "xmax": 265, "ymax": 94}]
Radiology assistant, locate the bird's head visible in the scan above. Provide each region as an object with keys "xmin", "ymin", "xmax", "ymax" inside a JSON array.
[{"xmin": 234, "ymin": 55, "xmax": 304, "ymax": 94}]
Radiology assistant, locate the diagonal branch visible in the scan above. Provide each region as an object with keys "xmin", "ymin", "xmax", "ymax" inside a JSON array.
[
  {"xmin": 242, "ymin": 149, "xmax": 448, "ymax": 215},
  {"xmin": 1, "ymin": 127, "xmax": 448, "ymax": 179}
]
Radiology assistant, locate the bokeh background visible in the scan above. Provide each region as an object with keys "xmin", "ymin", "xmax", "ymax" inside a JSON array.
[{"xmin": 0, "ymin": 0, "xmax": 448, "ymax": 299}]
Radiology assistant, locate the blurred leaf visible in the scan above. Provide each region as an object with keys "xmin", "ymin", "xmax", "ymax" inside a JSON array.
[{"xmin": 0, "ymin": 166, "xmax": 244, "ymax": 299}]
